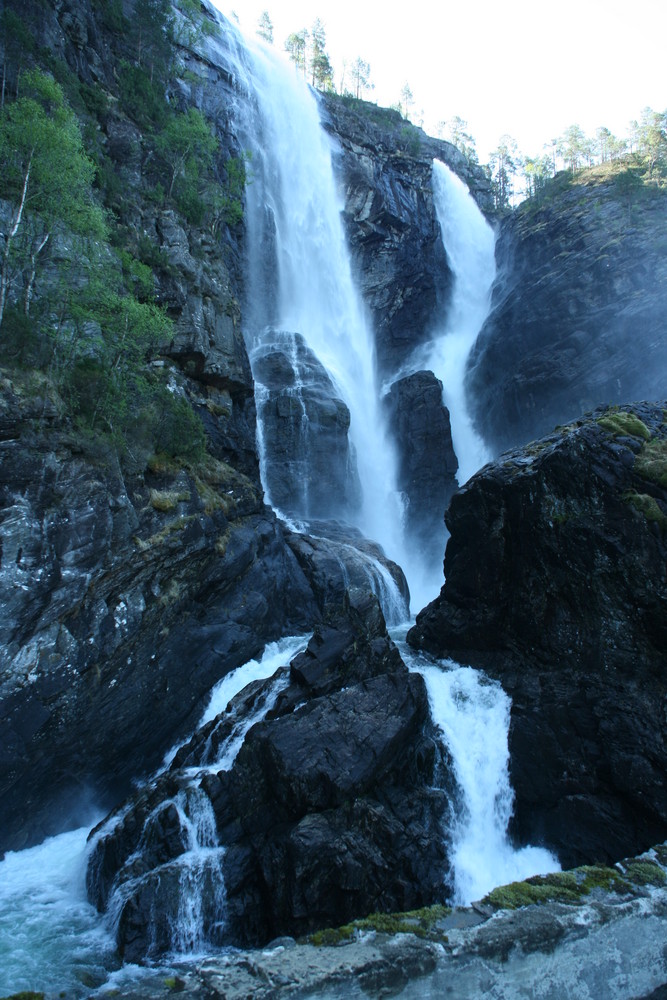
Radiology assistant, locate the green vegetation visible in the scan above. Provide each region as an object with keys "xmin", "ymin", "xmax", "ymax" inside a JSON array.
[
  {"xmin": 596, "ymin": 409, "xmax": 651, "ymax": 441},
  {"xmin": 624, "ymin": 492, "xmax": 667, "ymax": 530},
  {"xmin": 483, "ymin": 856, "xmax": 667, "ymax": 911},
  {"xmin": 635, "ymin": 437, "xmax": 667, "ymax": 488},
  {"xmin": 308, "ymin": 904, "xmax": 452, "ymax": 946},
  {"xmin": 0, "ymin": 0, "xmax": 252, "ymax": 476}
]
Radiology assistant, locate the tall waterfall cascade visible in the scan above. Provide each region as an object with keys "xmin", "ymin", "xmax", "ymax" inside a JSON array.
[
  {"xmin": 0, "ymin": 15, "xmax": 569, "ymax": 995},
  {"xmin": 423, "ymin": 160, "xmax": 496, "ymax": 486},
  {"xmin": 212, "ymin": 22, "xmax": 411, "ymax": 620}
]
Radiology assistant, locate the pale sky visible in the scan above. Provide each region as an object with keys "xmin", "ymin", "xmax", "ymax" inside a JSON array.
[{"xmin": 212, "ymin": 0, "xmax": 666, "ymax": 164}]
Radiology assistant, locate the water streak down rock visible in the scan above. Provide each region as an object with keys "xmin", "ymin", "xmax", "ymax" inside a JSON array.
[
  {"xmin": 87, "ymin": 593, "xmax": 450, "ymax": 956},
  {"xmin": 409, "ymin": 403, "xmax": 667, "ymax": 867}
]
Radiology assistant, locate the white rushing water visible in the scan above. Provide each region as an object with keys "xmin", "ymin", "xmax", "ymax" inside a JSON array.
[
  {"xmin": 395, "ymin": 635, "xmax": 559, "ymax": 903},
  {"xmin": 0, "ymin": 636, "xmax": 309, "ymax": 995},
  {"xmin": 214, "ymin": 21, "xmax": 409, "ymax": 619},
  {"xmin": 425, "ymin": 160, "xmax": 496, "ymax": 486},
  {"xmin": 0, "ymin": 826, "xmax": 117, "ymax": 997}
]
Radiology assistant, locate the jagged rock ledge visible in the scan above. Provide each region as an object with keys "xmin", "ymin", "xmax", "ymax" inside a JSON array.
[
  {"xmin": 91, "ymin": 845, "xmax": 667, "ymax": 1000},
  {"xmin": 409, "ymin": 402, "xmax": 667, "ymax": 868}
]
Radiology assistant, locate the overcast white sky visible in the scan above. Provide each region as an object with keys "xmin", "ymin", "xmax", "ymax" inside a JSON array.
[{"xmin": 212, "ymin": 0, "xmax": 666, "ymax": 163}]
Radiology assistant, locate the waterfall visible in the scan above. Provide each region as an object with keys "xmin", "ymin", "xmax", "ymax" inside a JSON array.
[
  {"xmin": 424, "ymin": 161, "xmax": 496, "ymax": 486},
  {"xmin": 395, "ymin": 635, "xmax": 560, "ymax": 903},
  {"xmin": 211, "ymin": 20, "xmax": 409, "ymax": 618}
]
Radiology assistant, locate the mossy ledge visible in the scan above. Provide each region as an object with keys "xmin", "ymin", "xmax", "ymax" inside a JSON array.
[
  {"xmin": 482, "ymin": 851, "xmax": 667, "ymax": 911},
  {"xmin": 308, "ymin": 904, "xmax": 452, "ymax": 946},
  {"xmin": 596, "ymin": 406, "xmax": 651, "ymax": 441}
]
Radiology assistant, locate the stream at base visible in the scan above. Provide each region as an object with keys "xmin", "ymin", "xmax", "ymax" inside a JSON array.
[{"xmin": 0, "ymin": 628, "xmax": 559, "ymax": 998}]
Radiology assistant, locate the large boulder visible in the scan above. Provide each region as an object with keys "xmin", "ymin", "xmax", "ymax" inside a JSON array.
[
  {"xmin": 385, "ymin": 370, "xmax": 458, "ymax": 568},
  {"xmin": 409, "ymin": 403, "xmax": 667, "ymax": 868},
  {"xmin": 251, "ymin": 333, "xmax": 361, "ymax": 520},
  {"xmin": 467, "ymin": 169, "xmax": 667, "ymax": 454},
  {"xmin": 87, "ymin": 593, "xmax": 450, "ymax": 958}
]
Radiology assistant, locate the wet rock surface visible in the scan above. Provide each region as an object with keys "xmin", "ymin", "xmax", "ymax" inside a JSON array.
[
  {"xmin": 467, "ymin": 170, "xmax": 667, "ymax": 454},
  {"xmin": 86, "ymin": 593, "xmax": 450, "ymax": 958},
  {"xmin": 251, "ymin": 332, "xmax": 361, "ymax": 520},
  {"xmin": 92, "ymin": 846, "xmax": 667, "ymax": 1000},
  {"xmin": 409, "ymin": 403, "xmax": 667, "ymax": 867},
  {"xmin": 385, "ymin": 370, "xmax": 458, "ymax": 567}
]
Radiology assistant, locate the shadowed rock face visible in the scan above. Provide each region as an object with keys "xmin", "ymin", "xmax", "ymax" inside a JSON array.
[
  {"xmin": 467, "ymin": 171, "xmax": 667, "ymax": 455},
  {"xmin": 409, "ymin": 403, "xmax": 667, "ymax": 868},
  {"xmin": 385, "ymin": 370, "xmax": 458, "ymax": 568},
  {"xmin": 251, "ymin": 333, "xmax": 361, "ymax": 521},
  {"xmin": 86, "ymin": 594, "xmax": 450, "ymax": 958},
  {"xmin": 319, "ymin": 96, "xmax": 494, "ymax": 380}
]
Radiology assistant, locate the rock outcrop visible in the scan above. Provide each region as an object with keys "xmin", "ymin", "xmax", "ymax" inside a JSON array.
[
  {"xmin": 320, "ymin": 95, "xmax": 493, "ymax": 378},
  {"xmin": 385, "ymin": 370, "xmax": 458, "ymax": 566},
  {"xmin": 409, "ymin": 403, "xmax": 667, "ymax": 867},
  {"xmin": 86, "ymin": 593, "xmax": 450, "ymax": 957},
  {"xmin": 467, "ymin": 168, "xmax": 667, "ymax": 454},
  {"xmin": 251, "ymin": 333, "xmax": 361, "ymax": 520}
]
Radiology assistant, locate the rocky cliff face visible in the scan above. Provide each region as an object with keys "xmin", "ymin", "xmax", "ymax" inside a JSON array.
[
  {"xmin": 409, "ymin": 403, "xmax": 667, "ymax": 867},
  {"xmin": 0, "ymin": 0, "xmax": 482, "ymax": 856},
  {"xmin": 320, "ymin": 95, "xmax": 493, "ymax": 379},
  {"xmin": 467, "ymin": 168, "xmax": 667, "ymax": 454}
]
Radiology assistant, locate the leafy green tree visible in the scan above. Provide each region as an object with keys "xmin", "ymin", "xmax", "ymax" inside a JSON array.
[
  {"xmin": 634, "ymin": 107, "xmax": 667, "ymax": 178},
  {"xmin": 257, "ymin": 10, "xmax": 274, "ymax": 43},
  {"xmin": 285, "ymin": 30, "xmax": 308, "ymax": 74},
  {"xmin": 558, "ymin": 124, "xmax": 587, "ymax": 172},
  {"xmin": 0, "ymin": 69, "xmax": 105, "ymax": 326},
  {"xmin": 156, "ymin": 107, "xmax": 218, "ymax": 199},
  {"xmin": 309, "ymin": 18, "xmax": 333, "ymax": 91},
  {"xmin": 442, "ymin": 116, "xmax": 478, "ymax": 164},
  {"xmin": 399, "ymin": 82, "xmax": 414, "ymax": 121},
  {"xmin": 133, "ymin": 0, "xmax": 173, "ymax": 81},
  {"xmin": 523, "ymin": 154, "xmax": 552, "ymax": 198}
]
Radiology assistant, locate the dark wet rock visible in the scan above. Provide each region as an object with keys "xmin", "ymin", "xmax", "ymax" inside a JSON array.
[
  {"xmin": 409, "ymin": 403, "xmax": 667, "ymax": 867},
  {"xmin": 284, "ymin": 521, "xmax": 410, "ymax": 622},
  {"xmin": 251, "ymin": 333, "xmax": 361, "ymax": 520},
  {"xmin": 385, "ymin": 370, "xmax": 458, "ymax": 568},
  {"xmin": 87, "ymin": 596, "xmax": 450, "ymax": 956},
  {"xmin": 320, "ymin": 96, "xmax": 494, "ymax": 378},
  {"xmin": 467, "ymin": 170, "xmax": 667, "ymax": 454},
  {"xmin": 0, "ymin": 378, "xmax": 318, "ymax": 854}
]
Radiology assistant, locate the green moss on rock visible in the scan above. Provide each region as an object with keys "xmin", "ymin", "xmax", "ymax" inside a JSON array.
[
  {"xmin": 624, "ymin": 492, "xmax": 667, "ymax": 530},
  {"xmin": 597, "ymin": 409, "xmax": 651, "ymax": 441},
  {"xmin": 635, "ymin": 437, "xmax": 667, "ymax": 488},
  {"xmin": 622, "ymin": 859, "xmax": 667, "ymax": 887},
  {"xmin": 483, "ymin": 864, "xmax": 630, "ymax": 910},
  {"xmin": 308, "ymin": 904, "xmax": 452, "ymax": 946}
]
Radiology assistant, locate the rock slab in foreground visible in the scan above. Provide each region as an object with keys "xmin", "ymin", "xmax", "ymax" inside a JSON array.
[
  {"xmin": 409, "ymin": 403, "xmax": 667, "ymax": 868},
  {"xmin": 87, "ymin": 594, "xmax": 450, "ymax": 958}
]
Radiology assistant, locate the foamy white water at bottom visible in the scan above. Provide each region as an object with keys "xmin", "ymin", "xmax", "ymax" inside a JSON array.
[
  {"xmin": 394, "ymin": 631, "xmax": 560, "ymax": 903},
  {"xmin": 0, "ymin": 826, "xmax": 116, "ymax": 997}
]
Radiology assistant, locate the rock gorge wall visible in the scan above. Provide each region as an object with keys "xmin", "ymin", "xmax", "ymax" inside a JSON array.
[
  {"xmin": 0, "ymin": 0, "xmax": 486, "ymax": 853},
  {"xmin": 409, "ymin": 403, "xmax": 667, "ymax": 869},
  {"xmin": 468, "ymin": 168, "xmax": 667, "ymax": 454}
]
